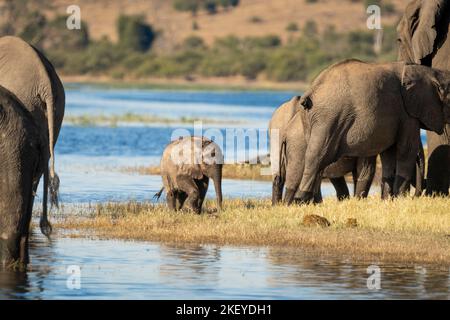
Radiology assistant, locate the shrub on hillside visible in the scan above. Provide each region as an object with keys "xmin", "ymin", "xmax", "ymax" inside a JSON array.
[{"xmin": 117, "ymin": 15, "xmax": 155, "ymax": 52}]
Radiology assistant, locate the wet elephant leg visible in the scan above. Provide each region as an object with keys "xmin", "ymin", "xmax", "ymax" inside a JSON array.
[
  {"xmin": 330, "ymin": 177, "xmax": 350, "ymax": 201},
  {"xmin": 177, "ymin": 176, "xmax": 201, "ymax": 214}
]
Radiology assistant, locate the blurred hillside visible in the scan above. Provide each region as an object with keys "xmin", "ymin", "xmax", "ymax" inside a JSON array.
[
  {"xmin": 0, "ymin": 0, "xmax": 412, "ymax": 86},
  {"xmin": 45, "ymin": 0, "xmax": 408, "ymax": 49}
]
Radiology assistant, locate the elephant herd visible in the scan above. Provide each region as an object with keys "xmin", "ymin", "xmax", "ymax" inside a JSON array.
[
  {"xmin": 158, "ymin": 0, "xmax": 450, "ymax": 211},
  {"xmin": 1, "ymin": 0, "xmax": 450, "ymax": 270}
]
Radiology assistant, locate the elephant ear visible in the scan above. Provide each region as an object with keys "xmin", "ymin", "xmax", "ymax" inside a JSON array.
[
  {"xmin": 401, "ymin": 65, "xmax": 445, "ymax": 134},
  {"xmin": 410, "ymin": 0, "xmax": 446, "ymax": 64},
  {"xmin": 397, "ymin": 0, "xmax": 421, "ymax": 62}
]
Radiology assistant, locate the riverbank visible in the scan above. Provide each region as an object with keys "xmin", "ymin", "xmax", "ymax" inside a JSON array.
[
  {"xmin": 55, "ymin": 197, "xmax": 450, "ymax": 266},
  {"xmin": 62, "ymin": 75, "xmax": 306, "ymax": 92}
]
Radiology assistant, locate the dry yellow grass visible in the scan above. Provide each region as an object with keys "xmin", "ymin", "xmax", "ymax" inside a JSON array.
[
  {"xmin": 123, "ymin": 163, "xmax": 272, "ymax": 181},
  {"xmin": 55, "ymin": 196, "xmax": 450, "ymax": 266}
]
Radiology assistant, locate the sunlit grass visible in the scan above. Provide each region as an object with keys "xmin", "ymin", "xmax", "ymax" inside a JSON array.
[{"xmin": 55, "ymin": 196, "xmax": 450, "ymax": 265}]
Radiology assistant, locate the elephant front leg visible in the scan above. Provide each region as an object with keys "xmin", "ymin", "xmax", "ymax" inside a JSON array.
[
  {"xmin": 177, "ymin": 177, "xmax": 201, "ymax": 214},
  {"xmin": 166, "ymin": 190, "xmax": 177, "ymax": 211},
  {"xmin": 196, "ymin": 176, "xmax": 209, "ymax": 211},
  {"xmin": 272, "ymin": 175, "xmax": 285, "ymax": 205}
]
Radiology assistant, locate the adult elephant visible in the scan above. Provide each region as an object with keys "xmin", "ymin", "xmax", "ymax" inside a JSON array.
[
  {"xmin": 269, "ymin": 97, "xmax": 377, "ymax": 204},
  {"xmin": 283, "ymin": 109, "xmax": 425, "ymax": 204},
  {"xmin": 0, "ymin": 86, "xmax": 44, "ymax": 269},
  {"xmin": 0, "ymin": 36, "xmax": 65, "ymax": 235},
  {"xmin": 397, "ymin": 0, "xmax": 450, "ymax": 196},
  {"xmin": 156, "ymin": 136, "xmax": 223, "ymax": 214},
  {"xmin": 293, "ymin": 60, "xmax": 450, "ymax": 204}
]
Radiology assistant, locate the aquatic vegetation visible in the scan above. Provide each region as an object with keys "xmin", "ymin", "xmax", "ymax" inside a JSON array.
[
  {"xmin": 55, "ymin": 197, "xmax": 450, "ymax": 265},
  {"xmin": 65, "ymin": 112, "xmax": 246, "ymax": 127},
  {"xmin": 123, "ymin": 163, "xmax": 272, "ymax": 181}
]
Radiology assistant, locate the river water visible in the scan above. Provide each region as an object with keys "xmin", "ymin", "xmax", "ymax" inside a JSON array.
[{"xmin": 1, "ymin": 85, "xmax": 446, "ymax": 300}]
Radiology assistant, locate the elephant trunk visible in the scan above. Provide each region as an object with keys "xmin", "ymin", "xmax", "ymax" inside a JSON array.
[{"xmin": 213, "ymin": 165, "xmax": 223, "ymax": 211}]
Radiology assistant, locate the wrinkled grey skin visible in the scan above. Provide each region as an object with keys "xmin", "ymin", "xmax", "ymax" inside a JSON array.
[
  {"xmin": 0, "ymin": 86, "xmax": 42, "ymax": 269},
  {"xmin": 269, "ymin": 97, "xmax": 376, "ymax": 204},
  {"xmin": 281, "ymin": 108, "xmax": 377, "ymax": 204},
  {"xmin": 0, "ymin": 36, "xmax": 65, "ymax": 236},
  {"xmin": 295, "ymin": 59, "xmax": 450, "ymax": 204},
  {"xmin": 268, "ymin": 96, "xmax": 302, "ymax": 204},
  {"xmin": 158, "ymin": 136, "xmax": 223, "ymax": 214},
  {"xmin": 397, "ymin": 0, "xmax": 450, "ymax": 196}
]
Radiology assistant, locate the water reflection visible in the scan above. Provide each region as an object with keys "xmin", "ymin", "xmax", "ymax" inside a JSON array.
[{"xmin": 0, "ymin": 232, "xmax": 448, "ymax": 299}]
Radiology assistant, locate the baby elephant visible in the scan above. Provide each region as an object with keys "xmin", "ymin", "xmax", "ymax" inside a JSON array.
[{"xmin": 157, "ymin": 136, "xmax": 223, "ymax": 214}]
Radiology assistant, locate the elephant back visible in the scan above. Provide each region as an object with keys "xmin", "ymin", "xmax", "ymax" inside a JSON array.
[{"xmin": 0, "ymin": 36, "xmax": 52, "ymax": 129}]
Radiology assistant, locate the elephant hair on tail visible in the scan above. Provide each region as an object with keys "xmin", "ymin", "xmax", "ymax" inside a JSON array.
[{"xmin": 49, "ymin": 173, "xmax": 60, "ymax": 208}]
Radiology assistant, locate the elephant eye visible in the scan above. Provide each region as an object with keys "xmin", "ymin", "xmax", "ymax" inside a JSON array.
[{"xmin": 211, "ymin": 151, "xmax": 216, "ymax": 157}]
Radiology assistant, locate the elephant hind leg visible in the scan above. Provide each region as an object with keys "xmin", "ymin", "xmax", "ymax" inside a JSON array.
[
  {"xmin": 176, "ymin": 191, "xmax": 188, "ymax": 210},
  {"xmin": 298, "ymin": 126, "xmax": 339, "ymax": 204},
  {"xmin": 330, "ymin": 177, "xmax": 349, "ymax": 201},
  {"xmin": 380, "ymin": 145, "xmax": 397, "ymax": 199},
  {"xmin": 353, "ymin": 156, "xmax": 376, "ymax": 198},
  {"xmin": 177, "ymin": 176, "xmax": 201, "ymax": 214}
]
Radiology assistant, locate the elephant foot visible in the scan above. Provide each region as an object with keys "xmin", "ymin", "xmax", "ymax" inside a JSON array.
[
  {"xmin": 393, "ymin": 175, "xmax": 410, "ymax": 197},
  {"xmin": 381, "ymin": 177, "xmax": 394, "ymax": 200},
  {"xmin": 284, "ymin": 188, "xmax": 296, "ymax": 205},
  {"xmin": 272, "ymin": 176, "xmax": 284, "ymax": 206},
  {"xmin": 336, "ymin": 193, "xmax": 350, "ymax": 201},
  {"xmin": 39, "ymin": 218, "xmax": 52, "ymax": 239},
  {"xmin": 295, "ymin": 191, "xmax": 314, "ymax": 205}
]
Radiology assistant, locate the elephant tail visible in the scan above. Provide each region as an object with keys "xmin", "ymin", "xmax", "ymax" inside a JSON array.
[
  {"xmin": 153, "ymin": 187, "xmax": 165, "ymax": 201},
  {"xmin": 40, "ymin": 158, "xmax": 52, "ymax": 238},
  {"xmin": 45, "ymin": 95, "xmax": 60, "ymax": 209}
]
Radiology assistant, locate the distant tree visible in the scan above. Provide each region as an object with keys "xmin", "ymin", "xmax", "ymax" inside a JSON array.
[
  {"xmin": 183, "ymin": 36, "xmax": 206, "ymax": 49},
  {"xmin": 173, "ymin": 0, "xmax": 200, "ymax": 16},
  {"xmin": 286, "ymin": 22, "xmax": 299, "ymax": 32},
  {"xmin": 203, "ymin": 0, "xmax": 217, "ymax": 14},
  {"xmin": 117, "ymin": 15, "xmax": 155, "ymax": 52},
  {"xmin": 303, "ymin": 20, "xmax": 318, "ymax": 38},
  {"xmin": 41, "ymin": 15, "xmax": 90, "ymax": 51}
]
